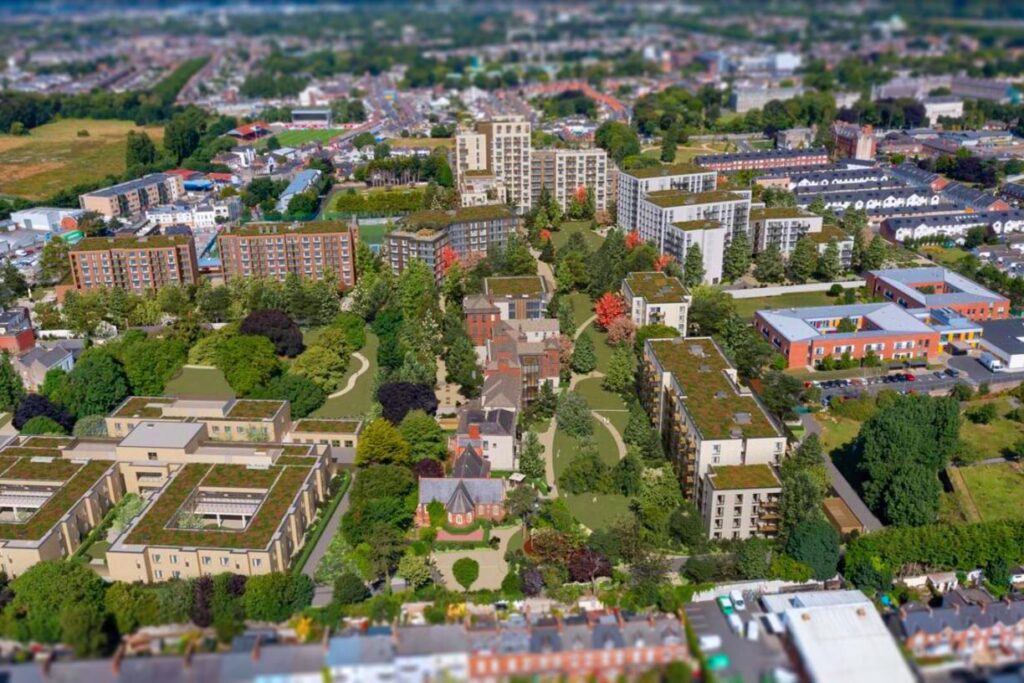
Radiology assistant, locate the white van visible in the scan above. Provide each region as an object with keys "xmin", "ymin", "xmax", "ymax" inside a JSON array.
[
  {"xmin": 729, "ymin": 590, "xmax": 746, "ymax": 611},
  {"xmin": 698, "ymin": 634, "xmax": 722, "ymax": 651},
  {"xmin": 727, "ymin": 613, "xmax": 743, "ymax": 635},
  {"xmin": 745, "ymin": 619, "xmax": 760, "ymax": 642}
]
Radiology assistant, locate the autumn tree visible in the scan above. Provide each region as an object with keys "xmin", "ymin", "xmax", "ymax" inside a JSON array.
[{"xmin": 594, "ymin": 292, "xmax": 626, "ymax": 330}]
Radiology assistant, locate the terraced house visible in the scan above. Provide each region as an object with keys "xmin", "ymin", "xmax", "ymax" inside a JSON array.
[
  {"xmin": 0, "ymin": 397, "xmax": 353, "ymax": 582},
  {"xmin": 640, "ymin": 337, "xmax": 785, "ymax": 540}
]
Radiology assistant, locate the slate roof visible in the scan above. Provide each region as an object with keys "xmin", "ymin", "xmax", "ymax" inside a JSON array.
[
  {"xmin": 418, "ymin": 477, "xmax": 504, "ymax": 508},
  {"xmin": 16, "ymin": 346, "xmax": 71, "ymax": 370},
  {"xmin": 463, "ymin": 293, "xmax": 498, "ymax": 314},
  {"xmin": 941, "ymin": 182, "xmax": 1003, "ymax": 210},
  {"xmin": 458, "ymin": 407, "xmax": 516, "ymax": 438},
  {"xmin": 870, "ymin": 267, "xmax": 1007, "ymax": 307},
  {"xmin": 893, "ymin": 592, "xmax": 1024, "ymax": 638},
  {"xmin": 695, "ymin": 147, "xmax": 828, "ymax": 164},
  {"xmin": 452, "ymin": 445, "xmax": 491, "ymax": 478}
]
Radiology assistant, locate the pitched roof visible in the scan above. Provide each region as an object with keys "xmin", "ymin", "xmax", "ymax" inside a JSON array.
[
  {"xmin": 452, "ymin": 445, "xmax": 490, "ymax": 478},
  {"xmin": 446, "ymin": 480, "xmax": 476, "ymax": 514},
  {"xmin": 417, "ymin": 478, "xmax": 504, "ymax": 507}
]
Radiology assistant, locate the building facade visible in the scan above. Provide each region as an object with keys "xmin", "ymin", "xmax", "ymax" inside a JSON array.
[
  {"xmin": 79, "ymin": 174, "xmax": 185, "ymax": 218},
  {"xmin": 69, "ymin": 235, "xmax": 199, "ymax": 294},
  {"xmin": 622, "ymin": 271, "xmax": 691, "ymax": 334},
  {"xmin": 749, "ymin": 207, "xmax": 825, "ymax": 255},
  {"xmin": 530, "ymin": 148, "xmax": 609, "ymax": 213},
  {"xmin": 0, "ymin": 308, "xmax": 35, "ymax": 353},
  {"xmin": 387, "ymin": 207, "xmax": 518, "ymax": 280},
  {"xmin": 455, "ymin": 117, "xmax": 532, "ymax": 210},
  {"xmin": 693, "ymin": 148, "xmax": 829, "ymax": 172},
  {"xmin": 217, "ymin": 221, "xmax": 357, "ymax": 289},
  {"xmin": 145, "ymin": 199, "xmax": 241, "ymax": 230},
  {"xmin": 616, "ymin": 163, "xmax": 718, "ymax": 231},
  {"xmin": 866, "ymin": 267, "xmax": 1010, "ymax": 322},
  {"xmin": 831, "ymin": 122, "xmax": 877, "ymax": 161}
]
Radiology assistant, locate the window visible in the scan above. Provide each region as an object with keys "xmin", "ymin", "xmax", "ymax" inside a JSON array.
[
  {"xmin": 153, "ymin": 554, "xmax": 162, "ymax": 563},
  {"xmin": 154, "ymin": 570, "xmax": 163, "ymax": 579},
  {"xmin": 148, "ymin": 452, "xmax": 158, "ymax": 461},
  {"xmin": 202, "ymin": 557, "xmax": 211, "ymax": 566},
  {"xmin": 253, "ymin": 558, "xmax": 262, "ymax": 568},
  {"xmin": 170, "ymin": 555, "xmax": 178, "ymax": 565},
  {"xmin": 220, "ymin": 557, "xmax": 229, "ymax": 567}
]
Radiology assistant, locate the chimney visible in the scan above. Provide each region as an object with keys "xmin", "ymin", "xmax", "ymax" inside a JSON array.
[
  {"xmin": 112, "ymin": 643, "xmax": 125, "ymax": 675},
  {"xmin": 251, "ymin": 635, "xmax": 261, "ymax": 662},
  {"xmin": 469, "ymin": 425, "xmax": 481, "ymax": 440}
]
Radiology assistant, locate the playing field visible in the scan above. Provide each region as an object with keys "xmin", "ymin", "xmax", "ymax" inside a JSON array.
[
  {"xmin": 0, "ymin": 119, "xmax": 166, "ymax": 200},
  {"xmin": 264, "ymin": 129, "xmax": 343, "ymax": 148}
]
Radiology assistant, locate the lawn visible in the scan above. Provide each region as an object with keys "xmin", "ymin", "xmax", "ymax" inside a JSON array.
[
  {"xmin": 551, "ymin": 220, "xmax": 604, "ymax": 251},
  {"xmin": 262, "ymin": 129, "xmax": 343, "ymax": 148},
  {"xmin": 959, "ymin": 398, "xmax": 1023, "ymax": 461},
  {"xmin": 164, "ymin": 366, "xmax": 235, "ymax": 399},
  {"xmin": 357, "ymin": 221, "xmax": 388, "ymax": 246},
  {"xmin": 385, "ymin": 137, "xmax": 453, "ymax": 150},
  {"xmin": 566, "ymin": 292, "xmax": 594, "ymax": 327},
  {"xmin": 920, "ymin": 245, "xmax": 970, "ymax": 268},
  {"xmin": 0, "ymin": 118, "xmax": 166, "ymax": 200},
  {"xmin": 575, "ymin": 376, "xmax": 627, "ymax": 411},
  {"xmin": 564, "ymin": 492, "xmax": 632, "ymax": 531},
  {"xmin": 816, "ymin": 414, "xmax": 862, "ymax": 456},
  {"xmin": 959, "ymin": 462, "xmax": 1024, "ymax": 522},
  {"xmin": 311, "ymin": 331, "xmax": 379, "ymax": 418},
  {"xmin": 733, "ymin": 290, "xmax": 839, "ymax": 320},
  {"xmin": 552, "ymin": 417, "xmax": 621, "ymax": 483}
]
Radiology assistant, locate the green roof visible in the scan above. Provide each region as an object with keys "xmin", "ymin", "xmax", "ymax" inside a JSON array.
[
  {"xmin": 71, "ymin": 235, "xmax": 192, "ymax": 252},
  {"xmin": 401, "ymin": 205, "xmax": 515, "ymax": 230},
  {"xmin": 625, "ymin": 271, "xmax": 689, "ymax": 303},
  {"xmin": 0, "ymin": 460, "xmax": 113, "ymax": 542},
  {"xmin": 807, "ymin": 224, "xmax": 851, "ymax": 244},
  {"xmin": 225, "ymin": 400, "xmax": 284, "ymax": 420},
  {"xmin": 292, "ymin": 419, "xmax": 361, "ymax": 434},
  {"xmin": 624, "ymin": 163, "xmax": 712, "ymax": 179},
  {"xmin": 671, "ymin": 219, "xmax": 722, "ymax": 232},
  {"xmin": 647, "ymin": 337, "xmax": 780, "ymax": 440},
  {"xmin": 227, "ymin": 221, "xmax": 352, "ymax": 237},
  {"xmin": 485, "ymin": 276, "xmax": 546, "ymax": 297},
  {"xmin": 708, "ymin": 464, "xmax": 780, "ymax": 490},
  {"xmin": 750, "ymin": 207, "xmax": 813, "ymax": 221},
  {"xmin": 644, "ymin": 190, "xmax": 745, "ymax": 208}
]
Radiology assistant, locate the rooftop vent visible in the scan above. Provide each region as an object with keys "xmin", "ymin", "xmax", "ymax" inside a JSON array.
[
  {"xmin": 734, "ymin": 412, "xmax": 752, "ymax": 425},
  {"xmin": 700, "ymin": 364, "xmax": 712, "ymax": 373},
  {"xmin": 689, "ymin": 345, "xmax": 705, "ymax": 357},
  {"xmin": 714, "ymin": 391, "xmax": 727, "ymax": 399}
]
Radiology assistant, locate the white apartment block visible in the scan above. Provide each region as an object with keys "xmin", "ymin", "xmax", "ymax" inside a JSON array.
[
  {"xmin": 641, "ymin": 337, "xmax": 785, "ymax": 540},
  {"xmin": 635, "ymin": 189, "xmax": 752, "ymax": 285},
  {"xmin": 530, "ymin": 148, "xmax": 609, "ymax": 212},
  {"xmin": 616, "ymin": 163, "xmax": 718, "ymax": 231},
  {"xmin": 622, "ymin": 271, "xmax": 691, "ymax": 335},
  {"xmin": 749, "ymin": 207, "xmax": 825, "ymax": 255},
  {"xmin": 146, "ymin": 199, "xmax": 241, "ymax": 230},
  {"xmin": 455, "ymin": 116, "xmax": 532, "ymax": 211}
]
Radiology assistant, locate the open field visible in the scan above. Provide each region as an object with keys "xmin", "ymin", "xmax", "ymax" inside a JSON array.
[
  {"xmin": 959, "ymin": 398, "xmax": 1023, "ymax": 462},
  {"xmin": 920, "ymin": 244, "xmax": 970, "ymax": 268},
  {"xmin": 563, "ymin": 492, "xmax": 632, "ymax": 530},
  {"xmin": 357, "ymin": 222, "xmax": 388, "ymax": 245},
  {"xmin": 575, "ymin": 377, "xmax": 627, "ymax": 411},
  {"xmin": 733, "ymin": 290, "xmax": 838, "ymax": 320},
  {"xmin": 958, "ymin": 462, "xmax": 1024, "ymax": 522},
  {"xmin": 164, "ymin": 367, "xmax": 235, "ymax": 399},
  {"xmin": 0, "ymin": 119, "xmax": 166, "ymax": 200},
  {"xmin": 263, "ymin": 129, "xmax": 343, "ymax": 148},
  {"xmin": 312, "ymin": 331, "xmax": 379, "ymax": 418},
  {"xmin": 551, "ymin": 220, "xmax": 604, "ymax": 251}
]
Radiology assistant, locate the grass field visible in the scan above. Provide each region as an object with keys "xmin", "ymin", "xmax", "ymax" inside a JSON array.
[
  {"xmin": 563, "ymin": 492, "xmax": 632, "ymax": 530},
  {"xmin": 551, "ymin": 221, "xmax": 604, "ymax": 251},
  {"xmin": 575, "ymin": 377, "xmax": 627, "ymax": 411},
  {"xmin": 553, "ymin": 410, "xmax": 629, "ymax": 530},
  {"xmin": 567, "ymin": 292, "xmax": 594, "ymax": 326},
  {"xmin": 959, "ymin": 462, "xmax": 1024, "ymax": 521},
  {"xmin": 816, "ymin": 414, "xmax": 862, "ymax": 456},
  {"xmin": 959, "ymin": 398, "xmax": 1023, "ymax": 461},
  {"xmin": 0, "ymin": 118, "xmax": 166, "ymax": 199},
  {"xmin": 733, "ymin": 290, "xmax": 838, "ymax": 320},
  {"xmin": 920, "ymin": 244, "xmax": 970, "ymax": 268},
  {"xmin": 312, "ymin": 331, "xmax": 379, "ymax": 418},
  {"xmin": 263, "ymin": 129, "xmax": 342, "ymax": 148},
  {"xmin": 164, "ymin": 366, "xmax": 235, "ymax": 399},
  {"xmin": 357, "ymin": 222, "xmax": 388, "ymax": 245}
]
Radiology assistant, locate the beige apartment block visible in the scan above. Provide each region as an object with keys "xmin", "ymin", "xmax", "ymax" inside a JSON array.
[
  {"xmin": 616, "ymin": 163, "xmax": 718, "ymax": 232},
  {"xmin": 530, "ymin": 148, "xmax": 609, "ymax": 212},
  {"xmin": 107, "ymin": 397, "xmax": 292, "ymax": 443},
  {"xmin": 79, "ymin": 173, "xmax": 185, "ymax": 218},
  {"xmin": 455, "ymin": 116, "xmax": 532, "ymax": 210}
]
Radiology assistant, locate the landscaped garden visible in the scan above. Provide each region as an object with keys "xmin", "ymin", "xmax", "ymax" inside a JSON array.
[
  {"xmin": 164, "ymin": 366, "xmax": 235, "ymax": 399},
  {"xmin": 312, "ymin": 331, "xmax": 379, "ymax": 418}
]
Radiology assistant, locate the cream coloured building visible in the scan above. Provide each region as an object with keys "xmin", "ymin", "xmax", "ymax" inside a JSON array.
[
  {"xmin": 530, "ymin": 148, "xmax": 609, "ymax": 212},
  {"xmin": 455, "ymin": 116, "xmax": 532, "ymax": 210},
  {"xmin": 622, "ymin": 271, "xmax": 691, "ymax": 335}
]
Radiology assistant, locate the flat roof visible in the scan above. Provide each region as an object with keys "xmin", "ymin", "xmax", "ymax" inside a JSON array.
[
  {"xmin": 224, "ymin": 221, "xmax": 352, "ymax": 238},
  {"xmin": 756, "ymin": 303, "xmax": 934, "ymax": 343},
  {"xmin": 644, "ymin": 189, "xmax": 745, "ymax": 208},
  {"xmin": 82, "ymin": 173, "xmax": 173, "ymax": 198},
  {"xmin": 750, "ymin": 207, "xmax": 816, "ymax": 221},
  {"xmin": 120, "ymin": 421, "xmax": 204, "ymax": 450},
  {"xmin": 646, "ymin": 337, "xmax": 780, "ymax": 440},
  {"xmin": 671, "ymin": 219, "xmax": 722, "ymax": 232},
  {"xmin": 402, "ymin": 205, "xmax": 514, "ymax": 230},
  {"xmin": 980, "ymin": 318, "xmax": 1024, "ymax": 356},
  {"xmin": 622, "ymin": 162, "xmax": 711, "ymax": 179},
  {"xmin": 71, "ymin": 234, "xmax": 192, "ymax": 252},
  {"xmin": 625, "ymin": 271, "xmax": 689, "ymax": 303},
  {"xmin": 292, "ymin": 419, "xmax": 361, "ymax": 434},
  {"xmin": 806, "ymin": 224, "xmax": 850, "ymax": 244},
  {"xmin": 484, "ymin": 276, "xmax": 546, "ymax": 297},
  {"xmin": 708, "ymin": 464, "xmax": 779, "ymax": 490}
]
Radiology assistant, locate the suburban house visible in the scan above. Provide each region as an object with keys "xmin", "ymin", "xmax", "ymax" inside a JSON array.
[
  {"xmin": 451, "ymin": 406, "xmax": 517, "ymax": 472},
  {"xmin": 14, "ymin": 342, "xmax": 76, "ymax": 389},
  {"xmin": 415, "ymin": 478, "xmax": 506, "ymax": 528},
  {"xmin": 0, "ymin": 308, "xmax": 35, "ymax": 354}
]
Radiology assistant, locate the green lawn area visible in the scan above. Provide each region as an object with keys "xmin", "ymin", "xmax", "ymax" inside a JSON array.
[
  {"xmin": 575, "ymin": 377, "xmax": 627, "ymax": 411},
  {"xmin": 959, "ymin": 462, "xmax": 1024, "ymax": 521},
  {"xmin": 564, "ymin": 492, "xmax": 632, "ymax": 530},
  {"xmin": 733, "ymin": 290, "xmax": 839, "ymax": 320},
  {"xmin": 553, "ymin": 415, "xmax": 622, "ymax": 482},
  {"xmin": 816, "ymin": 414, "xmax": 862, "ymax": 456},
  {"xmin": 551, "ymin": 220, "xmax": 604, "ymax": 251},
  {"xmin": 920, "ymin": 244, "xmax": 970, "ymax": 268},
  {"xmin": 566, "ymin": 292, "xmax": 593, "ymax": 326},
  {"xmin": 357, "ymin": 221, "xmax": 387, "ymax": 246},
  {"xmin": 0, "ymin": 118, "xmax": 166, "ymax": 200},
  {"xmin": 311, "ymin": 331, "xmax": 379, "ymax": 418},
  {"xmin": 164, "ymin": 366, "xmax": 235, "ymax": 399},
  {"xmin": 85, "ymin": 541, "xmax": 111, "ymax": 563},
  {"xmin": 261, "ymin": 129, "xmax": 343, "ymax": 147},
  {"xmin": 959, "ymin": 398, "xmax": 1023, "ymax": 461}
]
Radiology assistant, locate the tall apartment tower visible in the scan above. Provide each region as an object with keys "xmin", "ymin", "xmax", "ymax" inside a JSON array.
[
  {"xmin": 530, "ymin": 148, "xmax": 609, "ymax": 212},
  {"xmin": 68, "ymin": 235, "xmax": 199, "ymax": 293},
  {"xmin": 455, "ymin": 116, "xmax": 532, "ymax": 211},
  {"xmin": 616, "ymin": 164, "xmax": 719, "ymax": 231},
  {"xmin": 218, "ymin": 221, "xmax": 357, "ymax": 289}
]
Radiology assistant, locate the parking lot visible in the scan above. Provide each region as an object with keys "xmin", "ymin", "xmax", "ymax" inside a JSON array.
[
  {"xmin": 683, "ymin": 593, "xmax": 791, "ymax": 682},
  {"xmin": 815, "ymin": 367, "xmax": 969, "ymax": 402}
]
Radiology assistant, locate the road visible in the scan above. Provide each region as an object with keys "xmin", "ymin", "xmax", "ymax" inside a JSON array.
[{"xmin": 304, "ymin": 475, "xmax": 355, "ymax": 607}]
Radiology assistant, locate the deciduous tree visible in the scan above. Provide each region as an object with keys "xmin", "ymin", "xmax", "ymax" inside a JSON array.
[{"xmin": 356, "ymin": 418, "xmax": 411, "ymax": 466}]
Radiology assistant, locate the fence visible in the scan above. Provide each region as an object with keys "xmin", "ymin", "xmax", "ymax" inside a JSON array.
[{"xmin": 726, "ymin": 280, "xmax": 866, "ymax": 299}]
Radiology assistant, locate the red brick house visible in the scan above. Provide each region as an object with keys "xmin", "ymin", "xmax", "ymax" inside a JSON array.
[
  {"xmin": 0, "ymin": 308, "xmax": 35, "ymax": 354},
  {"xmin": 416, "ymin": 477, "xmax": 506, "ymax": 528}
]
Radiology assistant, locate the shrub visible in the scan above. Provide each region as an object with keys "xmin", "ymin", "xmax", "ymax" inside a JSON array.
[
  {"xmin": 19, "ymin": 415, "xmax": 66, "ymax": 435},
  {"xmin": 966, "ymin": 402, "xmax": 999, "ymax": 425},
  {"xmin": 240, "ymin": 309, "xmax": 304, "ymax": 357},
  {"xmin": 334, "ymin": 573, "xmax": 370, "ymax": 605},
  {"xmin": 14, "ymin": 394, "xmax": 73, "ymax": 432},
  {"xmin": 452, "ymin": 557, "xmax": 480, "ymax": 591}
]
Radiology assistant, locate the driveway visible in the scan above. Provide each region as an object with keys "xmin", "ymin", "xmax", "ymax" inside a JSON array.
[
  {"xmin": 432, "ymin": 526, "xmax": 519, "ymax": 591},
  {"xmin": 304, "ymin": 475, "xmax": 355, "ymax": 606}
]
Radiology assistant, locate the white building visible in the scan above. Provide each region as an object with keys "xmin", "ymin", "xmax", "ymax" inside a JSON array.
[
  {"xmin": 749, "ymin": 207, "xmax": 824, "ymax": 255},
  {"xmin": 530, "ymin": 147, "xmax": 609, "ymax": 212},
  {"xmin": 922, "ymin": 96, "xmax": 965, "ymax": 125},
  {"xmin": 455, "ymin": 116, "xmax": 532, "ymax": 210},
  {"xmin": 622, "ymin": 271, "xmax": 691, "ymax": 335},
  {"xmin": 146, "ymin": 199, "xmax": 241, "ymax": 230},
  {"xmin": 881, "ymin": 210, "xmax": 1024, "ymax": 243},
  {"xmin": 616, "ymin": 163, "xmax": 718, "ymax": 231},
  {"xmin": 9, "ymin": 207, "xmax": 84, "ymax": 234}
]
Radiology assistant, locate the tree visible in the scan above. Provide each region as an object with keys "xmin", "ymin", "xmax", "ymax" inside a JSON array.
[
  {"xmin": 669, "ymin": 503, "xmax": 706, "ymax": 550},
  {"xmin": 682, "ymin": 244, "xmax": 705, "ymax": 288},
  {"xmin": 249, "ymin": 373, "xmax": 325, "ymax": 418},
  {"xmin": 518, "ymin": 431, "xmax": 545, "ymax": 480},
  {"xmin": 862, "ymin": 235, "xmax": 887, "ymax": 271},
  {"xmin": 568, "ymin": 548, "xmax": 612, "ymax": 588},
  {"xmin": 38, "ymin": 238, "xmax": 70, "ymax": 283},
  {"xmin": 164, "ymin": 112, "xmax": 201, "ymax": 162},
  {"xmin": 556, "ymin": 298, "xmax": 576, "ymax": 337},
  {"xmin": 785, "ymin": 518, "xmax": 840, "ymax": 580},
  {"xmin": 687, "ymin": 286, "xmax": 736, "ymax": 337},
  {"xmin": 759, "ymin": 371, "xmax": 804, "ymax": 421},
  {"xmin": 243, "ymin": 573, "xmax": 314, "ymax": 623},
  {"xmin": 399, "ymin": 410, "xmax": 446, "ymax": 461},
  {"xmin": 736, "ymin": 537, "xmax": 773, "ymax": 580},
  {"xmin": 594, "ymin": 292, "xmax": 626, "ymax": 330},
  {"xmin": 356, "ymin": 418, "xmax": 411, "ymax": 466},
  {"xmin": 506, "ymin": 484, "xmax": 539, "ymax": 523},
  {"xmin": 754, "ymin": 243, "xmax": 785, "ymax": 283},
  {"xmin": 116, "ymin": 336, "xmax": 188, "ymax": 395},
  {"xmin": 397, "ymin": 554, "xmax": 434, "ymax": 590},
  {"xmin": 788, "ymin": 236, "xmax": 817, "ymax": 283},
  {"xmin": 452, "ymin": 557, "xmax": 480, "ymax": 591},
  {"xmin": 59, "ymin": 602, "xmax": 109, "ymax": 657},
  {"xmin": 377, "ymin": 382, "xmax": 439, "ymax": 424},
  {"xmin": 816, "ymin": 240, "xmax": 842, "ymax": 280},
  {"xmin": 13, "ymin": 394, "xmax": 73, "ymax": 431},
  {"xmin": 571, "ymin": 332, "xmax": 597, "ymax": 374},
  {"xmin": 603, "ymin": 345, "xmax": 636, "ymax": 394},
  {"xmin": 291, "ymin": 345, "xmax": 349, "ymax": 392},
  {"xmin": 213, "ymin": 335, "xmax": 281, "ymax": 396},
  {"xmin": 612, "ymin": 450, "xmax": 643, "ymax": 495},
  {"xmin": 606, "ymin": 316, "xmax": 636, "ymax": 348},
  {"xmin": 0, "ymin": 352, "xmax": 24, "ymax": 412},
  {"xmin": 20, "ymin": 415, "xmax": 66, "ymax": 435},
  {"xmin": 333, "ymin": 573, "xmax": 370, "ymax": 605},
  {"xmin": 2, "ymin": 561, "xmax": 107, "ymax": 645},
  {"xmin": 556, "ymin": 391, "xmax": 592, "ymax": 438},
  {"xmin": 722, "ymin": 231, "xmax": 752, "ymax": 282},
  {"xmin": 240, "ymin": 309, "xmax": 304, "ymax": 357},
  {"xmin": 125, "ymin": 130, "xmax": 157, "ymax": 169},
  {"xmin": 55, "ymin": 349, "xmax": 129, "ymax": 418},
  {"xmin": 413, "ymin": 458, "xmax": 444, "ymax": 479}
]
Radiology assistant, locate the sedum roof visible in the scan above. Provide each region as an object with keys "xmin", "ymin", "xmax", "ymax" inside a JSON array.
[
  {"xmin": 708, "ymin": 464, "xmax": 780, "ymax": 490},
  {"xmin": 625, "ymin": 271, "xmax": 689, "ymax": 303}
]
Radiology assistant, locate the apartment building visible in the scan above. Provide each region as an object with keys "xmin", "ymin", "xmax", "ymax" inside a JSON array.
[
  {"xmin": 616, "ymin": 163, "xmax": 718, "ymax": 231},
  {"xmin": 622, "ymin": 271, "xmax": 691, "ymax": 334},
  {"xmin": 69, "ymin": 234, "xmax": 199, "ymax": 294},
  {"xmin": 749, "ymin": 207, "xmax": 824, "ymax": 255},
  {"xmin": 530, "ymin": 147, "xmax": 609, "ymax": 213},
  {"xmin": 455, "ymin": 116, "xmax": 532, "ymax": 210},
  {"xmin": 79, "ymin": 173, "xmax": 185, "ymax": 218},
  {"xmin": 636, "ymin": 190, "xmax": 752, "ymax": 284},
  {"xmin": 831, "ymin": 122, "xmax": 877, "ymax": 161},
  {"xmin": 866, "ymin": 267, "xmax": 1010, "ymax": 322},
  {"xmin": 387, "ymin": 206, "xmax": 518, "ymax": 280},
  {"xmin": 217, "ymin": 221, "xmax": 357, "ymax": 289},
  {"xmin": 693, "ymin": 148, "xmax": 829, "ymax": 172},
  {"xmin": 640, "ymin": 337, "xmax": 785, "ymax": 540},
  {"xmin": 145, "ymin": 198, "xmax": 241, "ymax": 230}
]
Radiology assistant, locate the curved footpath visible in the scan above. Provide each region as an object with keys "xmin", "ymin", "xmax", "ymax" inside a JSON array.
[{"xmin": 328, "ymin": 352, "xmax": 369, "ymax": 398}]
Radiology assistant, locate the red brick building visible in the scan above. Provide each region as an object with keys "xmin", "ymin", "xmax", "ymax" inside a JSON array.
[
  {"xmin": 693, "ymin": 148, "xmax": 829, "ymax": 172},
  {"xmin": 0, "ymin": 308, "xmax": 35, "ymax": 354},
  {"xmin": 68, "ymin": 235, "xmax": 199, "ymax": 294},
  {"xmin": 866, "ymin": 267, "xmax": 1010, "ymax": 322},
  {"xmin": 415, "ymin": 477, "xmax": 506, "ymax": 528},
  {"xmin": 218, "ymin": 221, "xmax": 357, "ymax": 290}
]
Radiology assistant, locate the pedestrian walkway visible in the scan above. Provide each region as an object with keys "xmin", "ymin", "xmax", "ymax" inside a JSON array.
[
  {"xmin": 303, "ymin": 475, "xmax": 355, "ymax": 607},
  {"xmin": 328, "ymin": 352, "xmax": 369, "ymax": 398}
]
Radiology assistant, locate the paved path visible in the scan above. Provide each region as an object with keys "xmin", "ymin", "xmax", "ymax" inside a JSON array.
[
  {"xmin": 530, "ymin": 248, "xmax": 556, "ymax": 293},
  {"xmin": 574, "ymin": 315, "xmax": 597, "ymax": 340},
  {"xmin": 592, "ymin": 410, "xmax": 626, "ymax": 460},
  {"xmin": 800, "ymin": 414, "xmax": 883, "ymax": 532},
  {"xmin": 328, "ymin": 352, "xmax": 369, "ymax": 398},
  {"xmin": 432, "ymin": 526, "xmax": 520, "ymax": 590},
  {"xmin": 537, "ymin": 371, "xmax": 606, "ymax": 495},
  {"xmin": 304, "ymin": 475, "xmax": 355, "ymax": 607}
]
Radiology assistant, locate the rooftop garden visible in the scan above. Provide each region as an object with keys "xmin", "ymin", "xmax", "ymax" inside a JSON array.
[
  {"xmin": 292, "ymin": 419, "xmax": 361, "ymax": 434},
  {"xmin": 648, "ymin": 338, "xmax": 779, "ymax": 440},
  {"xmin": 113, "ymin": 397, "xmax": 175, "ymax": 418},
  {"xmin": 126, "ymin": 462, "xmax": 315, "ymax": 550},
  {"xmin": 402, "ymin": 205, "xmax": 514, "ymax": 230},
  {"xmin": 623, "ymin": 162, "xmax": 708, "ymax": 178},
  {"xmin": 485, "ymin": 276, "xmax": 546, "ymax": 297},
  {"xmin": 21, "ymin": 437, "xmax": 74, "ymax": 449},
  {"xmin": 750, "ymin": 207, "xmax": 813, "ymax": 220},
  {"xmin": 0, "ymin": 446, "xmax": 64, "ymax": 459},
  {"xmin": 225, "ymin": 400, "xmax": 283, "ymax": 420},
  {"xmin": 201, "ymin": 464, "xmax": 281, "ymax": 490},
  {"xmin": 281, "ymin": 445, "xmax": 317, "ymax": 457},
  {"xmin": 71, "ymin": 234, "xmax": 192, "ymax": 252},
  {"xmin": 645, "ymin": 189, "xmax": 742, "ymax": 208},
  {"xmin": 0, "ymin": 460, "xmax": 113, "ymax": 541},
  {"xmin": 1, "ymin": 458, "xmax": 85, "ymax": 482},
  {"xmin": 626, "ymin": 271, "xmax": 689, "ymax": 303},
  {"xmin": 709, "ymin": 464, "xmax": 780, "ymax": 490},
  {"xmin": 807, "ymin": 224, "xmax": 850, "ymax": 244},
  {"xmin": 226, "ymin": 221, "xmax": 352, "ymax": 237}
]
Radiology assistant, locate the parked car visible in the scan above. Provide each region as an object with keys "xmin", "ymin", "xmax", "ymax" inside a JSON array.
[
  {"xmin": 746, "ymin": 619, "xmax": 760, "ymax": 642},
  {"xmin": 945, "ymin": 368, "xmax": 960, "ymax": 378},
  {"xmin": 727, "ymin": 613, "xmax": 743, "ymax": 636},
  {"xmin": 717, "ymin": 596, "xmax": 734, "ymax": 616},
  {"xmin": 730, "ymin": 590, "xmax": 746, "ymax": 611},
  {"xmin": 699, "ymin": 634, "xmax": 722, "ymax": 651},
  {"xmin": 905, "ymin": 374, "xmax": 916, "ymax": 382}
]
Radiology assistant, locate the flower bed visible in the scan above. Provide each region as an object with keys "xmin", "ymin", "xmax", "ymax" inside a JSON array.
[
  {"xmin": 200, "ymin": 464, "xmax": 280, "ymax": 490},
  {"xmin": 0, "ymin": 460, "xmax": 112, "ymax": 541}
]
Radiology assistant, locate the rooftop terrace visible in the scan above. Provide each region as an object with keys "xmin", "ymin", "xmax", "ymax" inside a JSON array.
[
  {"xmin": 225, "ymin": 221, "xmax": 353, "ymax": 238},
  {"xmin": 291, "ymin": 419, "xmax": 361, "ymax": 434},
  {"xmin": 71, "ymin": 234, "xmax": 192, "ymax": 252},
  {"xmin": 623, "ymin": 162, "xmax": 710, "ymax": 179},
  {"xmin": 484, "ymin": 276, "xmax": 547, "ymax": 297},
  {"xmin": 708, "ymin": 464, "xmax": 780, "ymax": 490},
  {"xmin": 625, "ymin": 271, "xmax": 689, "ymax": 304}
]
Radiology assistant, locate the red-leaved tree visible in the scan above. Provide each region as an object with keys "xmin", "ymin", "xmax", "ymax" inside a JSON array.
[
  {"xmin": 439, "ymin": 245, "xmax": 459, "ymax": 275},
  {"xmin": 654, "ymin": 254, "xmax": 673, "ymax": 272},
  {"xmin": 624, "ymin": 231, "xmax": 642, "ymax": 250},
  {"xmin": 606, "ymin": 316, "xmax": 636, "ymax": 347},
  {"xmin": 539, "ymin": 228, "xmax": 552, "ymax": 242},
  {"xmin": 595, "ymin": 292, "xmax": 627, "ymax": 330}
]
